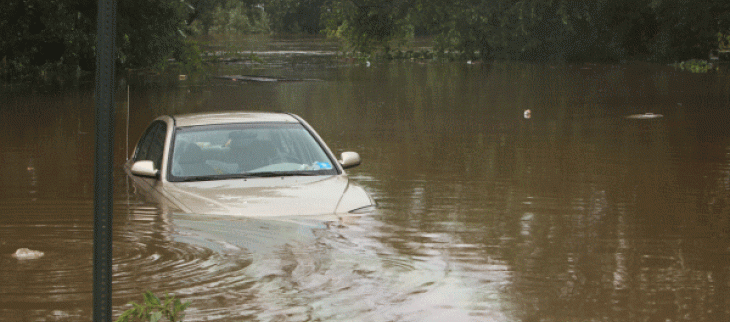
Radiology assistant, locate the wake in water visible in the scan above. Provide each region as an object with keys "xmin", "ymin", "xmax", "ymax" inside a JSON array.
[{"xmin": 113, "ymin": 212, "xmax": 515, "ymax": 322}]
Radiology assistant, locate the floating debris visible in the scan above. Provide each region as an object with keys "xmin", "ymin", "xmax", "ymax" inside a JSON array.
[
  {"xmin": 523, "ymin": 109, "xmax": 532, "ymax": 119},
  {"xmin": 625, "ymin": 113, "xmax": 663, "ymax": 119},
  {"xmin": 12, "ymin": 248, "xmax": 44, "ymax": 260},
  {"xmin": 214, "ymin": 75, "xmax": 321, "ymax": 83}
]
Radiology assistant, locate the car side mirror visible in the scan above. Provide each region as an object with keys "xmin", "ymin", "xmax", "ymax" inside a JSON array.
[
  {"xmin": 339, "ymin": 152, "xmax": 361, "ymax": 169},
  {"xmin": 130, "ymin": 160, "xmax": 159, "ymax": 178}
]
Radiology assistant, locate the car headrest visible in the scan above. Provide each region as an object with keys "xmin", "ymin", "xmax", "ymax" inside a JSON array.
[{"xmin": 178, "ymin": 141, "xmax": 205, "ymax": 164}]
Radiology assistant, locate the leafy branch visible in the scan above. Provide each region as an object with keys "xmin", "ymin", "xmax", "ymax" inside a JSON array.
[{"xmin": 116, "ymin": 291, "xmax": 191, "ymax": 322}]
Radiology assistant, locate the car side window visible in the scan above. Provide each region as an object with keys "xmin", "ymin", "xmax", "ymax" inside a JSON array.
[{"xmin": 133, "ymin": 121, "xmax": 167, "ymax": 170}]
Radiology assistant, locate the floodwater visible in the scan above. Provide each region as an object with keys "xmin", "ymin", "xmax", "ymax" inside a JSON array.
[{"xmin": 2, "ymin": 38, "xmax": 730, "ymax": 321}]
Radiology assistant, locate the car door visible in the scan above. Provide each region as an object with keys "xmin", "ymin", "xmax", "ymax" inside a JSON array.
[{"xmin": 129, "ymin": 120, "xmax": 168, "ymax": 202}]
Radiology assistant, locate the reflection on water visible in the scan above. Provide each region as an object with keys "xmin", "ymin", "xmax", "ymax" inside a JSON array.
[
  {"xmin": 0, "ymin": 199, "xmax": 514, "ymax": 321},
  {"xmin": 2, "ymin": 40, "xmax": 730, "ymax": 321},
  {"xmin": 163, "ymin": 213, "xmax": 513, "ymax": 321}
]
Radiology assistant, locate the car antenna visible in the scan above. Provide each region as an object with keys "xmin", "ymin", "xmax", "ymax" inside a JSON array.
[{"xmin": 126, "ymin": 84, "xmax": 130, "ymax": 161}]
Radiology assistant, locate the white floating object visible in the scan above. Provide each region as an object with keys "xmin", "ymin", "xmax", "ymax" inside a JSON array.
[
  {"xmin": 625, "ymin": 113, "xmax": 663, "ymax": 119},
  {"xmin": 523, "ymin": 109, "xmax": 531, "ymax": 119},
  {"xmin": 12, "ymin": 248, "xmax": 44, "ymax": 260}
]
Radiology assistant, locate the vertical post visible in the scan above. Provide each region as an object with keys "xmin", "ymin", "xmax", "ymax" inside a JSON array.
[{"xmin": 94, "ymin": 0, "xmax": 117, "ymax": 320}]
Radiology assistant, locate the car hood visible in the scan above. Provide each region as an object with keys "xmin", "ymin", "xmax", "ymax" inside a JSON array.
[{"xmin": 161, "ymin": 175, "xmax": 373, "ymax": 218}]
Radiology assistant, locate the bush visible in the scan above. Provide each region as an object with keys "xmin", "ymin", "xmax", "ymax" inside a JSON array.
[{"xmin": 116, "ymin": 291, "xmax": 191, "ymax": 322}]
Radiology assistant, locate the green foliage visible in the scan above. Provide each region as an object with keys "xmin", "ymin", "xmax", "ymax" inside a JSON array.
[
  {"xmin": 116, "ymin": 291, "xmax": 191, "ymax": 322},
  {"xmin": 320, "ymin": 0, "xmax": 730, "ymax": 63},
  {"xmin": 322, "ymin": 0, "xmax": 600, "ymax": 60},
  {"xmin": 646, "ymin": 0, "xmax": 728, "ymax": 62},
  {"xmin": 0, "ymin": 0, "xmax": 96, "ymax": 78},
  {"xmin": 265, "ymin": 0, "xmax": 325, "ymax": 34},
  {"xmin": 3, "ymin": 0, "xmax": 729, "ymax": 79},
  {"xmin": 174, "ymin": 41, "xmax": 205, "ymax": 75},
  {"xmin": 0, "ymin": 0, "xmax": 210, "ymax": 79},
  {"xmin": 188, "ymin": 0, "xmax": 270, "ymax": 35},
  {"xmin": 596, "ymin": 0, "xmax": 657, "ymax": 59},
  {"xmin": 671, "ymin": 59, "xmax": 718, "ymax": 73},
  {"xmin": 322, "ymin": 0, "xmax": 414, "ymax": 54},
  {"xmin": 719, "ymin": 32, "xmax": 730, "ymax": 50},
  {"xmin": 117, "ymin": 0, "xmax": 190, "ymax": 68}
]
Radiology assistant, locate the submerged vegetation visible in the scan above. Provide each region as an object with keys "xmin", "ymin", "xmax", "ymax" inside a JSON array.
[
  {"xmin": 671, "ymin": 59, "xmax": 718, "ymax": 73},
  {"xmin": 116, "ymin": 291, "xmax": 191, "ymax": 322},
  {"xmin": 1, "ymin": 0, "xmax": 730, "ymax": 79}
]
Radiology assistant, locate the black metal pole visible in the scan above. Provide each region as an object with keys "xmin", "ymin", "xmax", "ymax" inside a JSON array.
[{"xmin": 93, "ymin": 0, "xmax": 117, "ymax": 320}]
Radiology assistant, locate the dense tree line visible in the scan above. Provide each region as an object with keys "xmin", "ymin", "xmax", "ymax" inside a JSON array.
[
  {"xmin": 1, "ymin": 0, "xmax": 204, "ymax": 78},
  {"xmin": 1, "ymin": 0, "xmax": 97, "ymax": 76},
  {"xmin": 321, "ymin": 0, "xmax": 730, "ymax": 62},
  {"xmin": 1, "ymin": 0, "xmax": 729, "ymax": 78},
  {"xmin": 0, "ymin": 0, "xmax": 262, "ymax": 78}
]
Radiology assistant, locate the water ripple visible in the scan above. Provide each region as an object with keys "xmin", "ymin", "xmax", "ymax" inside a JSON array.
[{"xmin": 1, "ymin": 196, "xmax": 514, "ymax": 321}]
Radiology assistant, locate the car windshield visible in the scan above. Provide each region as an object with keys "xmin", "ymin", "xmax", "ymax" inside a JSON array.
[{"xmin": 168, "ymin": 123, "xmax": 337, "ymax": 181}]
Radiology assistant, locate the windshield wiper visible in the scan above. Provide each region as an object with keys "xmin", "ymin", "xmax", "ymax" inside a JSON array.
[
  {"xmin": 177, "ymin": 171, "xmax": 323, "ymax": 181},
  {"xmin": 246, "ymin": 171, "xmax": 322, "ymax": 177},
  {"xmin": 178, "ymin": 175, "xmax": 222, "ymax": 182}
]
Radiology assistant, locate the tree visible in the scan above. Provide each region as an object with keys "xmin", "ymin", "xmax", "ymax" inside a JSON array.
[
  {"xmin": 323, "ymin": 0, "xmax": 597, "ymax": 60},
  {"xmin": 0, "ymin": 0, "xmax": 202, "ymax": 78},
  {"xmin": 265, "ymin": 0, "xmax": 325, "ymax": 34},
  {"xmin": 185, "ymin": 0, "xmax": 268, "ymax": 35},
  {"xmin": 117, "ymin": 0, "xmax": 191, "ymax": 68},
  {"xmin": 322, "ymin": 0, "xmax": 413, "ymax": 54},
  {"xmin": 647, "ymin": 0, "xmax": 730, "ymax": 61},
  {"xmin": 0, "ymin": 0, "xmax": 96, "ymax": 75}
]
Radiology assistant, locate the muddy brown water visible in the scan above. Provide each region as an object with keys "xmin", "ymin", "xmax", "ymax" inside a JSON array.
[{"xmin": 2, "ymin": 41, "xmax": 730, "ymax": 321}]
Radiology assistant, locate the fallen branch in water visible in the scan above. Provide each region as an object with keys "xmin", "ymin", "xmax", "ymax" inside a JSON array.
[{"xmin": 214, "ymin": 75, "xmax": 322, "ymax": 82}]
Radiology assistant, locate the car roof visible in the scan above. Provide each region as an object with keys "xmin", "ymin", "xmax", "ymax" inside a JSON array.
[{"xmin": 171, "ymin": 111, "xmax": 300, "ymax": 127}]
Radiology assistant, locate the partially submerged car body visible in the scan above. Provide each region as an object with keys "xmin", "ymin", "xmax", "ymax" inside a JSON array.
[{"xmin": 124, "ymin": 112, "xmax": 375, "ymax": 220}]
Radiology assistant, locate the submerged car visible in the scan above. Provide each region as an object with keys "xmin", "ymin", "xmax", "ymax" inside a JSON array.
[{"xmin": 124, "ymin": 111, "xmax": 375, "ymax": 219}]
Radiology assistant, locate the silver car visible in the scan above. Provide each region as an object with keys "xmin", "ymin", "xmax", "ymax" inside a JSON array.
[{"xmin": 124, "ymin": 111, "xmax": 375, "ymax": 219}]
